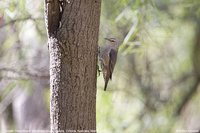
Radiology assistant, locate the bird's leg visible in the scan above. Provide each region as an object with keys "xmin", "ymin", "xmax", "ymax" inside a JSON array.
[
  {"xmin": 98, "ymin": 45, "xmax": 100, "ymax": 54},
  {"xmin": 97, "ymin": 45, "xmax": 101, "ymax": 77},
  {"xmin": 97, "ymin": 65, "xmax": 101, "ymax": 77}
]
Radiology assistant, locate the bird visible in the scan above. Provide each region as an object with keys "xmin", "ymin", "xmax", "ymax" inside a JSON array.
[{"xmin": 99, "ymin": 37, "xmax": 120, "ymax": 91}]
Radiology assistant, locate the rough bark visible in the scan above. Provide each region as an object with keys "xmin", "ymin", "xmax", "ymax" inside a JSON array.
[{"xmin": 44, "ymin": 0, "xmax": 101, "ymax": 132}]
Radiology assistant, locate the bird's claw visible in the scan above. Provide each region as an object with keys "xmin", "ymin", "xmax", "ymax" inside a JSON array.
[{"xmin": 97, "ymin": 65, "xmax": 101, "ymax": 77}]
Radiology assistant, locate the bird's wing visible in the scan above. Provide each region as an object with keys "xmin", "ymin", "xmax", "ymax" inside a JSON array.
[
  {"xmin": 109, "ymin": 48, "xmax": 117, "ymax": 80},
  {"xmin": 99, "ymin": 48, "xmax": 110, "ymax": 80}
]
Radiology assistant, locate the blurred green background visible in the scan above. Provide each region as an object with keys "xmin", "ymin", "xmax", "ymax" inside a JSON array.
[{"xmin": 0, "ymin": 0, "xmax": 200, "ymax": 133}]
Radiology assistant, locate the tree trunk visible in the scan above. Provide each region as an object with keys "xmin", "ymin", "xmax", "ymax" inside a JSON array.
[{"xmin": 44, "ymin": 0, "xmax": 101, "ymax": 132}]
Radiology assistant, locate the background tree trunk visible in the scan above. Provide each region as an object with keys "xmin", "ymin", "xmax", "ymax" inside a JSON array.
[{"xmin": 44, "ymin": 0, "xmax": 101, "ymax": 132}]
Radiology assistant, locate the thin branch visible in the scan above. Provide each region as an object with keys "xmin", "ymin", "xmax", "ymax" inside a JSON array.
[
  {"xmin": 0, "ymin": 67, "xmax": 49, "ymax": 80},
  {"xmin": 0, "ymin": 16, "xmax": 44, "ymax": 28},
  {"xmin": 174, "ymin": 78, "xmax": 200, "ymax": 116},
  {"xmin": 0, "ymin": 76, "xmax": 29, "ymax": 81},
  {"xmin": 167, "ymin": 72, "xmax": 194, "ymax": 91}
]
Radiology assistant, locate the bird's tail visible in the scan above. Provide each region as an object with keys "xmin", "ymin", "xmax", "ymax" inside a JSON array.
[{"xmin": 104, "ymin": 78, "xmax": 109, "ymax": 91}]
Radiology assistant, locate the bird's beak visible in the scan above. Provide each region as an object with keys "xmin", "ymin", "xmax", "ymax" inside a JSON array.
[{"xmin": 104, "ymin": 38, "xmax": 112, "ymax": 41}]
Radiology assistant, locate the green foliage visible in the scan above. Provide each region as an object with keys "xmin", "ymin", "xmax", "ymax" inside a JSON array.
[{"xmin": 97, "ymin": 0, "xmax": 200, "ymax": 133}]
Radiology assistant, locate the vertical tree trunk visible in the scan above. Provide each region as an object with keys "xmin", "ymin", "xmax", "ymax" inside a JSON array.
[{"xmin": 44, "ymin": 0, "xmax": 101, "ymax": 132}]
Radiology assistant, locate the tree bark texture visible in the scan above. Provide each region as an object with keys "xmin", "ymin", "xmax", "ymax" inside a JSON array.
[{"xmin": 44, "ymin": 0, "xmax": 101, "ymax": 132}]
